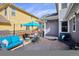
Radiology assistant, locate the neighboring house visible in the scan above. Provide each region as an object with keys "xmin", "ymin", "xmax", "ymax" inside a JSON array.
[
  {"xmin": 43, "ymin": 3, "xmax": 58, "ymax": 39},
  {"xmin": 44, "ymin": 13, "xmax": 58, "ymax": 39},
  {"xmin": 37, "ymin": 20, "xmax": 45, "ymax": 30},
  {"xmin": 0, "ymin": 3, "xmax": 39, "ymax": 36}
]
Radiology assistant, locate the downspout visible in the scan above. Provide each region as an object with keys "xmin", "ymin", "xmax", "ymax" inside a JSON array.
[
  {"xmin": 7, "ymin": 7, "xmax": 11, "ymax": 34},
  {"xmin": 7, "ymin": 7, "xmax": 10, "ymax": 23}
]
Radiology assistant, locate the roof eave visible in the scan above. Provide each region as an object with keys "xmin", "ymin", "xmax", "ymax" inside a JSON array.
[
  {"xmin": 0, "ymin": 3, "xmax": 39, "ymax": 19},
  {"xmin": 64, "ymin": 3, "xmax": 74, "ymax": 19},
  {"xmin": 45, "ymin": 15, "xmax": 58, "ymax": 20},
  {"xmin": 0, "ymin": 22, "xmax": 11, "ymax": 25},
  {"xmin": 9, "ymin": 4, "xmax": 39, "ymax": 19}
]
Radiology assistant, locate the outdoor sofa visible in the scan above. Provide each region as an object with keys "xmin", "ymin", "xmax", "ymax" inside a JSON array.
[{"xmin": 0, "ymin": 35, "xmax": 23, "ymax": 50}]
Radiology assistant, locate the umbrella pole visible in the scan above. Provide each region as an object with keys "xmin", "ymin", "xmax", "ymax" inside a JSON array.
[
  {"xmin": 32, "ymin": 22, "xmax": 33, "ymax": 34},
  {"xmin": 13, "ymin": 24, "xmax": 15, "ymax": 35},
  {"xmin": 32, "ymin": 26, "xmax": 33, "ymax": 34}
]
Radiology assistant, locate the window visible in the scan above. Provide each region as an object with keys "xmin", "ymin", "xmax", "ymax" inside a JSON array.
[
  {"xmin": 61, "ymin": 21, "xmax": 68, "ymax": 32},
  {"xmin": 72, "ymin": 17, "xmax": 76, "ymax": 32},
  {"xmin": 12, "ymin": 8, "xmax": 16, "ymax": 16},
  {"xmin": 61, "ymin": 3, "xmax": 67, "ymax": 9},
  {"xmin": 4, "ymin": 8, "xmax": 7, "ymax": 16}
]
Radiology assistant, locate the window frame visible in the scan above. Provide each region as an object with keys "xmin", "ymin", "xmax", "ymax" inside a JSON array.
[
  {"xmin": 4, "ymin": 8, "xmax": 7, "ymax": 16},
  {"xmin": 61, "ymin": 21, "xmax": 68, "ymax": 32},
  {"xmin": 12, "ymin": 8, "xmax": 16, "ymax": 16},
  {"xmin": 72, "ymin": 16, "xmax": 76, "ymax": 32}
]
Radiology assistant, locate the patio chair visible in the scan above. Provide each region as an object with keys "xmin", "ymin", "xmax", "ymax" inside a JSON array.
[
  {"xmin": 1, "ymin": 35, "xmax": 23, "ymax": 50},
  {"xmin": 31, "ymin": 35, "xmax": 40, "ymax": 43},
  {"xmin": 23, "ymin": 33, "xmax": 30, "ymax": 41}
]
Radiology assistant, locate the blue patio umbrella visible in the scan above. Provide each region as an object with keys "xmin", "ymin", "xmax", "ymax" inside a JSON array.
[
  {"xmin": 22, "ymin": 21, "xmax": 40, "ymax": 27},
  {"xmin": 22, "ymin": 21, "xmax": 40, "ymax": 32}
]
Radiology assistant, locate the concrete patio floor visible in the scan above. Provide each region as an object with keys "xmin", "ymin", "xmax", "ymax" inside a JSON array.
[{"xmin": 0, "ymin": 38, "xmax": 79, "ymax": 56}]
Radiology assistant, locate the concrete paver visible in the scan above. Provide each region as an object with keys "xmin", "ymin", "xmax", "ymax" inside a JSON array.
[{"xmin": 0, "ymin": 38, "xmax": 78, "ymax": 56}]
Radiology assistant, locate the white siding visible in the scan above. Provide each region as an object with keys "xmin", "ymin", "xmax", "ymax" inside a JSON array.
[{"xmin": 58, "ymin": 3, "xmax": 69, "ymax": 33}]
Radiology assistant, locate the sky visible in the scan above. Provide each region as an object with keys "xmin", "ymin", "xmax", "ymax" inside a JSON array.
[{"xmin": 14, "ymin": 3, "xmax": 56, "ymax": 18}]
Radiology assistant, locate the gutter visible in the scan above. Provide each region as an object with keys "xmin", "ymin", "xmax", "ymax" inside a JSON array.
[
  {"xmin": 45, "ymin": 15, "xmax": 58, "ymax": 20},
  {"xmin": 64, "ymin": 3, "xmax": 74, "ymax": 19}
]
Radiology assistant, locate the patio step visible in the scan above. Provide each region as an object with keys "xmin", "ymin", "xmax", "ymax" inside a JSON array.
[{"xmin": 44, "ymin": 36, "xmax": 58, "ymax": 40}]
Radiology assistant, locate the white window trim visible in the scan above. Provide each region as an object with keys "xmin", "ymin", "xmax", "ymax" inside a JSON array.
[
  {"xmin": 72, "ymin": 16, "xmax": 76, "ymax": 32},
  {"xmin": 68, "ymin": 20, "xmax": 70, "ymax": 33},
  {"xmin": 4, "ymin": 8, "xmax": 7, "ymax": 16},
  {"xmin": 69, "ymin": 14, "xmax": 75, "ymax": 20},
  {"xmin": 12, "ymin": 8, "xmax": 16, "ymax": 16}
]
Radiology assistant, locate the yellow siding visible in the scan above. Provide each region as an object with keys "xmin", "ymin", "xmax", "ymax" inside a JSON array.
[
  {"xmin": 32, "ymin": 17, "xmax": 38, "ymax": 21},
  {"xmin": 0, "ymin": 8, "xmax": 9, "ymax": 20},
  {"xmin": 0, "ymin": 6, "xmax": 38, "ymax": 32}
]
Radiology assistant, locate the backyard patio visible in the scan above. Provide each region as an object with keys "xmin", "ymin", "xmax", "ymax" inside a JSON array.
[{"xmin": 0, "ymin": 37, "xmax": 71, "ymax": 56}]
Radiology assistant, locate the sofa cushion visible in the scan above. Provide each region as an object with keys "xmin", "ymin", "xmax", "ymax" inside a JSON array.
[
  {"xmin": 10, "ymin": 35, "xmax": 21, "ymax": 43},
  {"xmin": 2, "ymin": 39, "xmax": 9, "ymax": 46},
  {"xmin": 0, "ymin": 35, "xmax": 23, "ymax": 49},
  {"xmin": 6, "ymin": 41, "xmax": 23, "ymax": 49},
  {"xmin": 5, "ymin": 36, "xmax": 12, "ymax": 45},
  {"xmin": 0, "ymin": 37, "xmax": 5, "ymax": 48}
]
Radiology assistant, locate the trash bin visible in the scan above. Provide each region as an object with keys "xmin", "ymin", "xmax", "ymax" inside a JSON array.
[
  {"xmin": 58, "ymin": 32, "xmax": 71, "ymax": 41},
  {"xmin": 58, "ymin": 33, "xmax": 76, "ymax": 49}
]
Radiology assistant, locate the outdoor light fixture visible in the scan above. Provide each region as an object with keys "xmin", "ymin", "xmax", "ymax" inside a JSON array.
[{"xmin": 75, "ymin": 12, "xmax": 77, "ymax": 15}]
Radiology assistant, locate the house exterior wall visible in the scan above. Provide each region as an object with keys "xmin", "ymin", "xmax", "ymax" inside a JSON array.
[
  {"xmin": 0, "ymin": 7, "xmax": 38, "ymax": 34},
  {"xmin": 0, "ymin": 6, "xmax": 38, "ymax": 33},
  {"xmin": 45, "ymin": 20, "xmax": 58, "ymax": 37},
  {"xmin": 58, "ymin": 3, "xmax": 70, "ymax": 21},
  {"xmin": 66, "ymin": 4, "xmax": 79, "ymax": 20},
  {"xmin": 64, "ymin": 3, "xmax": 79, "ymax": 43},
  {"xmin": 58, "ymin": 3, "xmax": 69, "ymax": 34},
  {"xmin": 69, "ymin": 14, "xmax": 79, "ymax": 43}
]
